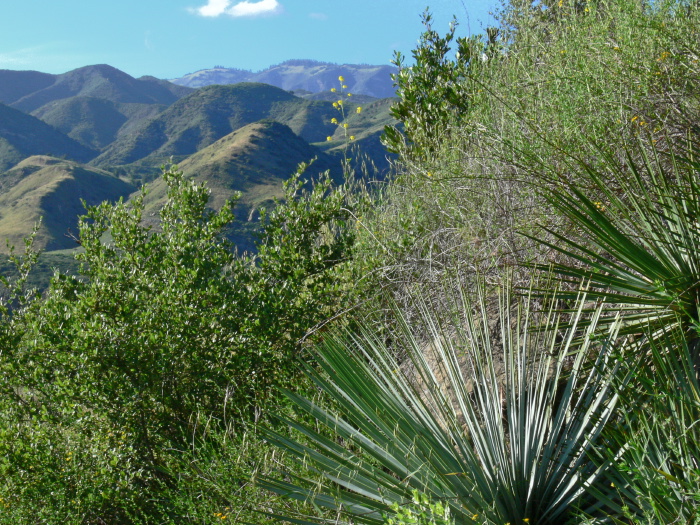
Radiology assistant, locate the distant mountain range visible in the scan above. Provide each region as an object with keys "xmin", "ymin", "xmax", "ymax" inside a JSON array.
[
  {"xmin": 170, "ymin": 59, "xmax": 398, "ymax": 98},
  {"xmin": 0, "ymin": 61, "xmax": 398, "ymax": 256}
]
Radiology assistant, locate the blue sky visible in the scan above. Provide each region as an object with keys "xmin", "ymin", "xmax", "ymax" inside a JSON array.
[{"xmin": 0, "ymin": 0, "xmax": 495, "ymax": 79}]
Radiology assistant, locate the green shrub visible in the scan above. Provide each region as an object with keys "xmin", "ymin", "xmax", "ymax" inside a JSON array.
[{"xmin": 0, "ymin": 163, "xmax": 359, "ymax": 522}]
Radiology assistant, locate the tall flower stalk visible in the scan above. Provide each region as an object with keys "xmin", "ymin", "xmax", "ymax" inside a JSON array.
[{"xmin": 327, "ymin": 76, "xmax": 362, "ymax": 168}]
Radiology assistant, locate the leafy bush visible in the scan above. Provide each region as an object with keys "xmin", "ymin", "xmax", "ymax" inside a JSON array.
[{"xmin": 0, "ymin": 163, "xmax": 359, "ymax": 522}]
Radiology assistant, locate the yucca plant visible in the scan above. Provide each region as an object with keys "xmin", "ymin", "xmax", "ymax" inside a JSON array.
[
  {"xmin": 255, "ymin": 283, "xmax": 623, "ymax": 524},
  {"xmin": 529, "ymin": 140, "xmax": 700, "ymax": 356},
  {"xmin": 591, "ymin": 328, "xmax": 700, "ymax": 523},
  {"xmin": 522, "ymin": 139, "xmax": 700, "ymax": 522}
]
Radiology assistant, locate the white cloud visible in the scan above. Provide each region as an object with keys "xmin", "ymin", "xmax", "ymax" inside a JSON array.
[
  {"xmin": 190, "ymin": 0, "xmax": 282, "ymax": 18},
  {"xmin": 309, "ymin": 12, "xmax": 328, "ymax": 21},
  {"xmin": 226, "ymin": 0, "xmax": 282, "ymax": 17},
  {"xmin": 190, "ymin": 0, "xmax": 232, "ymax": 17}
]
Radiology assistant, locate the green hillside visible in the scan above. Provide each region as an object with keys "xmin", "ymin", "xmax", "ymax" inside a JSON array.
[
  {"xmin": 0, "ymin": 103, "xmax": 97, "ymax": 172},
  {"xmin": 0, "ymin": 66, "xmax": 191, "ymax": 152},
  {"xmin": 91, "ymin": 83, "xmax": 340, "ymax": 168},
  {"xmin": 31, "ymin": 96, "xmax": 128, "ymax": 150},
  {"xmin": 31, "ymin": 96, "xmax": 173, "ymax": 151},
  {"xmin": 140, "ymin": 120, "xmax": 341, "ymax": 250},
  {"xmin": 0, "ymin": 156, "xmax": 134, "ymax": 252}
]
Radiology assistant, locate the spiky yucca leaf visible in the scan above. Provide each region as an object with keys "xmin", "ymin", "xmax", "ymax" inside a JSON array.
[
  {"xmin": 529, "ymin": 142, "xmax": 700, "ymax": 347},
  {"xmin": 590, "ymin": 328, "xmax": 700, "ymax": 523},
  {"xmin": 255, "ymin": 285, "xmax": 622, "ymax": 524}
]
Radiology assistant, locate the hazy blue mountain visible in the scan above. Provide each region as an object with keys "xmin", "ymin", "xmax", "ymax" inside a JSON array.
[
  {"xmin": 171, "ymin": 59, "xmax": 398, "ymax": 98},
  {"xmin": 0, "ymin": 69, "xmax": 55, "ymax": 105},
  {"xmin": 10, "ymin": 64, "xmax": 192, "ymax": 113}
]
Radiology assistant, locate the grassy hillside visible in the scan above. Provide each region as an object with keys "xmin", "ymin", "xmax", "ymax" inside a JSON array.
[
  {"xmin": 0, "ymin": 156, "xmax": 134, "ymax": 252},
  {"xmin": 140, "ymin": 120, "xmax": 341, "ymax": 250},
  {"xmin": 0, "ymin": 103, "xmax": 97, "ymax": 172},
  {"xmin": 91, "ymin": 83, "xmax": 340, "ymax": 168}
]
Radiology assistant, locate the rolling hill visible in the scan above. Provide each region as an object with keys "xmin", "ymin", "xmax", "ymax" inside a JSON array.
[
  {"xmin": 146, "ymin": 120, "xmax": 339, "ymax": 210},
  {"xmin": 0, "ymin": 103, "xmax": 97, "ymax": 172},
  {"xmin": 8, "ymin": 64, "xmax": 191, "ymax": 113},
  {"xmin": 0, "ymin": 69, "xmax": 55, "ymax": 105},
  {"xmin": 0, "ymin": 65, "xmax": 193, "ymax": 152},
  {"xmin": 0, "ymin": 156, "xmax": 134, "ymax": 252},
  {"xmin": 0, "ymin": 61, "xmax": 398, "ymax": 257},
  {"xmin": 91, "ymin": 83, "xmax": 342, "ymax": 168},
  {"xmin": 140, "ymin": 120, "xmax": 341, "ymax": 251}
]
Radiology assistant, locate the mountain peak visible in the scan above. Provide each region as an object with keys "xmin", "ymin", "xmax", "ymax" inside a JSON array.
[{"xmin": 170, "ymin": 60, "xmax": 397, "ymax": 98}]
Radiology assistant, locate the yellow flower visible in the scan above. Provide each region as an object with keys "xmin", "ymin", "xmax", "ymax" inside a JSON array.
[
  {"xmin": 347, "ymin": 92, "xmax": 352, "ymax": 97},
  {"xmin": 337, "ymin": 99, "xmax": 343, "ymax": 106},
  {"xmin": 330, "ymin": 87, "xmax": 337, "ymax": 92},
  {"xmin": 343, "ymin": 123, "xmax": 348, "ymax": 128},
  {"xmin": 333, "ymin": 102, "xmax": 339, "ymax": 108},
  {"xmin": 331, "ymin": 117, "xmax": 338, "ymax": 124},
  {"xmin": 349, "ymin": 135, "xmax": 355, "ymax": 141},
  {"xmin": 338, "ymin": 75, "xmax": 345, "ymax": 82},
  {"xmin": 523, "ymin": 520, "xmax": 530, "ymax": 523},
  {"xmin": 342, "ymin": 84, "xmax": 347, "ymax": 89},
  {"xmin": 427, "ymin": 172, "xmax": 432, "ymax": 177},
  {"xmin": 326, "ymin": 136, "xmax": 332, "ymax": 141},
  {"xmin": 356, "ymin": 106, "xmax": 362, "ymax": 114}
]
